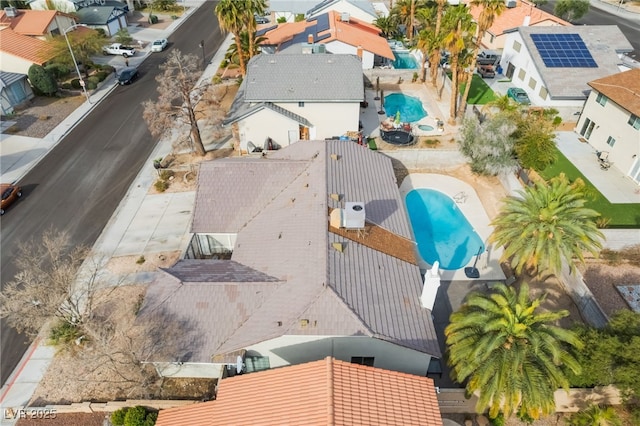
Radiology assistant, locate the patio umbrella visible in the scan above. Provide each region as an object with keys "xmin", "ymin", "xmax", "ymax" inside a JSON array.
[{"xmin": 395, "ymin": 111, "xmax": 401, "ymax": 126}]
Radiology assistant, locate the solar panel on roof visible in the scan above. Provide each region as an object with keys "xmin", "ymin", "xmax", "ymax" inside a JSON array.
[
  {"xmin": 256, "ymin": 25, "xmax": 277, "ymax": 37},
  {"xmin": 314, "ymin": 13, "xmax": 330, "ymax": 33},
  {"xmin": 531, "ymin": 33, "xmax": 597, "ymax": 68},
  {"xmin": 315, "ymin": 33, "xmax": 330, "ymax": 42}
]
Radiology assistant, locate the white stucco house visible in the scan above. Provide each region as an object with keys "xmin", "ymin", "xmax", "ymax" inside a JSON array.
[
  {"xmin": 222, "ymin": 53, "xmax": 364, "ymax": 153},
  {"xmin": 269, "ymin": 0, "xmax": 379, "ymax": 24},
  {"xmin": 28, "ymin": 0, "xmax": 129, "ymax": 36},
  {"xmin": 138, "ymin": 141, "xmax": 441, "ymax": 379},
  {"xmin": 0, "ymin": 71, "xmax": 34, "ymax": 114},
  {"xmin": 258, "ymin": 11, "xmax": 394, "ymax": 70},
  {"xmin": 499, "ymin": 25, "xmax": 633, "ymax": 108},
  {"xmin": 576, "ymin": 68, "xmax": 640, "ymax": 184}
]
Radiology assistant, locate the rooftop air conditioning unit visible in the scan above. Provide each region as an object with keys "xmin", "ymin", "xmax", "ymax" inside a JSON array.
[
  {"xmin": 505, "ymin": 0, "xmax": 517, "ymax": 7},
  {"xmin": 313, "ymin": 43, "xmax": 326, "ymax": 54},
  {"xmin": 341, "ymin": 12, "xmax": 350, "ymax": 22},
  {"xmin": 344, "ymin": 202, "xmax": 365, "ymax": 229},
  {"xmin": 301, "ymin": 44, "xmax": 313, "ymax": 54},
  {"xmin": 4, "ymin": 7, "xmax": 17, "ymax": 17}
]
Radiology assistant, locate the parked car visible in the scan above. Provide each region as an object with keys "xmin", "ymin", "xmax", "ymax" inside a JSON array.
[
  {"xmin": 102, "ymin": 43, "xmax": 136, "ymax": 57},
  {"xmin": 151, "ymin": 38, "xmax": 168, "ymax": 52},
  {"xmin": 477, "ymin": 50, "xmax": 500, "ymax": 66},
  {"xmin": 117, "ymin": 67, "xmax": 139, "ymax": 85},
  {"xmin": 507, "ymin": 87, "xmax": 531, "ymax": 105},
  {"xmin": 477, "ymin": 64, "xmax": 495, "ymax": 78},
  {"xmin": 1, "ymin": 183, "xmax": 22, "ymax": 215},
  {"xmin": 255, "ymin": 15, "xmax": 269, "ymax": 24}
]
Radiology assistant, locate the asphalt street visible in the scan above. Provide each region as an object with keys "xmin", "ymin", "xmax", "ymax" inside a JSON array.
[{"xmin": 0, "ymin": 1, "xmax": 223, "ymax": 385}]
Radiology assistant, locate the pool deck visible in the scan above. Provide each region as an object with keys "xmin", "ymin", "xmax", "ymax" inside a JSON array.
[{"xmin": 399, "ymin": 173, "xmax": 506, "ymax": 282}]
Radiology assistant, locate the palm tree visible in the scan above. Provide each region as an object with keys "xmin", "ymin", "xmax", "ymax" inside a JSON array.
[
  {"xmin": 242, "ymin": 0, "xmax": 267, "ymax": 63},
  {"xmin": 457, "ymin": 0, "xmax": 506, "ymax": 120},
  {"xmin": 216, "ymin": 0, "xmax": 248, "ymax": 75},
  {"xmin": 374, "ymin": 15, "xmax": 398, "ymax": 39},
  {"xmin": 445, "ymin": 282, "xmax": 583, "ymax": 420},
  {"xmin": 414, "ymin": 6, "xmax": 437, "ymax": 82},
  {"xmin": 392, "ymin": 0, "xmax": 422, "ymax": 43},
  {"xmin": 490, "ymin": 174, "xmax": 604, "ymax": 277},
  {"xmin": 567, "ymin": 405, "xmax": 622, "ymax": 426},
  {"xmin": 441, "ymin": 6, "xmax": 475, "ymax": 123}
]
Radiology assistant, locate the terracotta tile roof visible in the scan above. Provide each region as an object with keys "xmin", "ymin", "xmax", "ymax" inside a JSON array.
[
  {"xmin": 155, "ymin": 357, "xmax": 443, "ymax": 426},
  {"xmin": 262, "ymin": 11, "xmax": 393, "ymax": 59},
  {"xmin": 588, "ymin": 68, "xmax": 640, "ymax": 117},
  {"xmin": 467, "ymin": 0, "xmax": 570, "ymax": 40},
  {"xmin": 0, "ymin": 27, "xmax": 54, "ymax": 64},
  {"xmin": 0, "ymin": 9, "xmax": 62, "ymax": 36}
]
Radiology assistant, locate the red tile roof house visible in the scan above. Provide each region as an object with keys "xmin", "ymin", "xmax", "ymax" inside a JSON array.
[
  {"xmin": 155, "ymin": 357, "xmax": 444, "ymax": 426},
  {"xmin": 222, "ymin": 53, "xmax": 364, "ymax": 154},
  {"xmin": 0, "ymin": 9, "xmax": 74, "ymax": 74},
  {"xmin": 466, "ymin": 0, "xmax": 570, "ymax": 51},
  {"xmin": 259, "ymin": 10, "xmax": 394, "ymax": 69},
  {"xmin": 137, "ymin": 140, "xmax": 441, "ymax": 380}
]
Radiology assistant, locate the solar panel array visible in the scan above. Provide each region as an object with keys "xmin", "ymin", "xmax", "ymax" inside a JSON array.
[{"xmin": 531, "ymin": 33, "xmax": 597, "ymax": 68}]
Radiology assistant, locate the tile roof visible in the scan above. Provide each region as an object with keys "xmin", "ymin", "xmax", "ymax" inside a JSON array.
[
  {"xmin": 155, "ymin": 357, "xmax": 443, "ymax": 426},
  {"xmin": 75, "ymin": 6, "xmax": 125, "ymax": 25},
  {"xmin": 243, "ymin": 53, "xmax": 364, "ymax": 102},
  {"xmin": 262, "ymin": 11, "xmax": 393, "ymax": 59},
  {"xmin": 222, "ymin": 101, "xmax": 313, "ymax": 127},
  {"xmin": 515, "ymin": 25, "xmax": 633, "ymax": 99},
  {"xmin": 0, "ymin": 27, "xmax": 54, "ymax": 64},
  {"xmin": 0, "ymin": 9, "xmax": 61, "ymax": 35},
  {"xmin": 588, "ymin": 68, "xmax": 640, "ymax": 117},
  {"xmin": 467, "ymin": 0, "xmax": 570, "ymax": 41},
  {"xmin": 140, "ymin": 141, "xmax": 440, "ymax": 363}
]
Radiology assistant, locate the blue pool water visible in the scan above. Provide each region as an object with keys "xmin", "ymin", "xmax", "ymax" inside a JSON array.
[
  {"xmin": 405, "ymin": 189, "xmax": 485, "ymax": 270},
  {"xmin": 418, "ymin": 124, "xmax": 434, "ymax": 131},
  {"xmin": 393, "ymin": 52, "xmax": 418, "ymax": 69},
  {"xmin": 384, "ymin": 93, "xmax": 427, "ymax": 123}
]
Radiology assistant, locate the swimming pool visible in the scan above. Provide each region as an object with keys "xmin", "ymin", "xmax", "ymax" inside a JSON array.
[
  {"xmin": 405, "ymin": 188, "xmax": 484, "ymax": 270},
  {"xmin": 393, "ymin": 52, "xmax": 418, "ymax": 69},
  {"xmin": 384, "ymin": 93, "xmax": 427, "ymax": 123}
]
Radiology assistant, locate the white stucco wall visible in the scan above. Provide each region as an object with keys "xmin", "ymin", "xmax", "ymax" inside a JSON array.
[
  {"xmin": 274, "ymin": 101, "xmax": 359, "ymax": 139},
  {"xmin": 247, "ymin": 335, "xmax": 433, "ymax": 376},
  {"xmin": 326, "ymin": 40, "xmax": 374, "ymax": 69},
  {"xmin": 237, "ymin": 107, "xmax": 301, "ymax": 152},
  {"xmin": 0, "ymin": 53, "xmax": 40, "ymax": 75},
  {"xmin": 308, "ymin": 1, "xmax": 377, "ymax": 23},
  {"xmin": 501, "ymin": 32, "xmax": 586, "ymax": 108},
  {"xmin": 577, "ymin": 91, "xmax": 640, "ymax": 180},
  {"xmin": 152, "ymin": 362, "xmax": 225, "ymax": 379}
]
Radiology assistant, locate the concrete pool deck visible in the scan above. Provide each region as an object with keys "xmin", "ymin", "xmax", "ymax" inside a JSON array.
[{"xmin": 399, "ymin": 173, "xmax": 506, "ymax": 282}]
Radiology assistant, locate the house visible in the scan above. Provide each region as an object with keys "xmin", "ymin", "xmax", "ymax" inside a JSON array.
[
  {"xmin": 27, "ymin": 0, "xmax": 127, "ymax": 13},
  {"xmin": 27, "ymin": 0, "xmax": 129, "ymax": 36},
  {"xmin": 138, "ymin": 140, "xmax": 441, "ymax": 379},
  {"xmin": 0, "ymin": 27, "xmax": 56, "ymax": 74},
  {"xmin": 222, "ymin": 53, "xmax": 364, "ymax": 153},
  {"xmin": 576, "ymin": 68, "xmax": 640, "ymax": 184},
  {"xmin": 0, "ymin": 8, "xmax": 76, "ymax": 40},
  {"xmin": 155, "ymin": 357, "xmax": 444, "ymax": 426},
  {"xmin": 467, "ymin": 0, "xmax": 570, "ymax": 51},
  {"xmin": 270, "ymin": 0, "xmax": 379, "ymax": 24},
  {"xmin": 259, "ymin": 11, "xmax": 394, "ymax": 69},
  {"xmin": 499, "ymin": 26, "xmax": 633, "ymax": 107},
  {"xmin": 0, "ymin": 71, "xmax": 34, "ymax": 114}
]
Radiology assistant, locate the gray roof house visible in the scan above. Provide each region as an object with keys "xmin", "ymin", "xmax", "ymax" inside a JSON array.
[
  {"xmin": 223, "ymin": 53, "xmax": 364, "ymax": 154},
  {"xmin": 139, "ymin": 140, "xmax": 441, "ymax": 379},
  {"xmin": 500, "ymin": 25, "xmax": 633, "ymax": 108}
]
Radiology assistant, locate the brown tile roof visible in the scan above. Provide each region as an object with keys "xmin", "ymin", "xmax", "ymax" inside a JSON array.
[
  {"xmin": 0, "ymin": 27, "xmax": 54, "ymax": 64},
  {"xmin": 588, "ymin": 68, "xmax": 640, "ymax": 117},
  {"xmin": 468, "ymin": 0, "xmax": 570, "ymax": 41},
  {"xmin": 262, "ymin": 10, "xmax": 393, "ymax": 59},
  {"xmin": 155, "ymin": 357, "xmax": 443, "ymax": 426},
  {"xmin": 0, "ymin": 9, "xmax": 64, "ymax": 36}
]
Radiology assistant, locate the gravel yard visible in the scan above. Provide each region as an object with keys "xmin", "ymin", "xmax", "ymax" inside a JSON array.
[{"xmin": 2, "ymin": 95, "xmax": 85, "ymax": 138}]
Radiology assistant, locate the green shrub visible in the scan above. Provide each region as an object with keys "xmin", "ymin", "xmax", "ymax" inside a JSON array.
[
  {"xmin": 86, "ymin": 80, "xmax": 97, "ymax": 90},
  {"xmin": 45, "ymin": 63, "xmax": 70, "ymax": 79},
  {"xmin": 294, "ymin": 13, "xmax": 305, "ymax": 22},
  {"xmin": 143, "ymin": 411, "xmax": 157, "ymax": 426},
  {"xmin": 95, "ymin": 71, "xmax": 108, "ymax": 82},
  {"xmin": 102, "ymin": 65, "xmax": 115, "ymax": 74},
  {"xmin": 149, "ymin": 14, "xmax": 158, "ymax": 24},
  {"xmin": 154, "ymin": 180, "xmax": 168, "ymax": 192},
  {"xmin": 60, "ymin": 82, "xmax": 73, "ymax": 89},
  {"xmin": 158, "ymin": 169, "xmax": 174, "ymax": 180},
  {"xmin": 124, "ymin": 406, "xmax": 147, "ymax": 426},
  {"xmin": 111, "ymin": 408, "xmax": 129, "ymax": 426},
  {"xmin": 70, "ymin": 78, "xmax": 82, "ymax": 89},
  {"xmin": 114, "ymin": 28, "xmax": 133, "ymax": 45},
  {"xmin": 277, "ymin": 16, "xmax": 286, "ymax": 23},
  {"xmin": 490, "ymin": 412, "xmax": 505, "ymax": 426},
  {"xmin": 28, "ymin": 64, "xmax": 58, "ymax": 96},
  {"xmin": 49, "ymin": 320, "xmax": 83, "ymax": 346}
]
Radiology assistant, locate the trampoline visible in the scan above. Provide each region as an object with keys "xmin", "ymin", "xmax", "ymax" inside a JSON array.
[{"xmin": 380, "ymin": 128, "xmax": 415, "ymax": 146}]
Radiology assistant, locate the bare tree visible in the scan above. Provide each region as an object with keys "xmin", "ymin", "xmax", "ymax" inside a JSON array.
[
  {"xmin": 143, "ymin": 50, "xmax": 207, "ymax": 156},
  {"xmin": 0, "ymin": 230, "xmax": 111, "ymax": 337}
]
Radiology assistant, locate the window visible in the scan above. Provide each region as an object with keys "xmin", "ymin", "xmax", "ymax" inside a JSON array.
[
  {"xmin": 539, "ymin": 86, "xmax": 548, "ymax": 100},
  {"xmin": 518, "ymin": 69, "xmax": 526, "ymax": 81},
  {"xmin": 489, "ymin": 33, "xmax": 495, "ymax": 43},
  {"xmin": 596, "ymin": 93, "xmax": 607, "ymax": 106},
  {"xmin": 351, "ymin": 356, "xmax": 374, "ymax": 366},
  {"xmin": 298, "ymin": 101, "xmax": 305, "ymax": 107},
  {"xmin": 606, "ymin": 136, "xmax": 616, "ymax": 147},
  {"xmin": 528, "ymin": 77, "xmax": 537, "ymax": 90},
  {"xmin": 629, "ymin": 114, "xmax": 640, "ymax": 130},
  {"xmin": 513, "ymin": 40, "xmax": 521, "ymax": 52}
]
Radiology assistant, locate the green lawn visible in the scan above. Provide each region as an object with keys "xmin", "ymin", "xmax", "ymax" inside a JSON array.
[
  {"xmin": 539, "ymin": 148, "xmax": 640, "ymax": 228},
  {"xmin": 459, "ymin": 74, "xmax": 499, "ymax": 105}
]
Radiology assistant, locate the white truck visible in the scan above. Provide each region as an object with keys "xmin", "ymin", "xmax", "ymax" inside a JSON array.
[{"xmin": 102, "ymin": 43, "xmax": 136, "ymax": 57}]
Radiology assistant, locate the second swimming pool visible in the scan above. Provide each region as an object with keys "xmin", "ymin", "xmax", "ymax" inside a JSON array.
[{"xmin": 405, "ymin": 188, "xmax": 484, "ymax": 270}]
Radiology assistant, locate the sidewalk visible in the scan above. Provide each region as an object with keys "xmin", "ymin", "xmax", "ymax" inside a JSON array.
[{"xmin": 0, "ymin": 2, "xmax": 235, "ymax": 422}]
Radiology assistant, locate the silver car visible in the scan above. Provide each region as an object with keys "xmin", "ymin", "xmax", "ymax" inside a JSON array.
[{"xmin": 151, "ymin": 38, "xmax": 168, "ymax": 52}]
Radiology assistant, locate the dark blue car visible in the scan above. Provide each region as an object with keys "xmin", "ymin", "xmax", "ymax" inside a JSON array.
[{"xmin": 117, "ymin": 67, "xmax": 138, "ymax": 85}]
